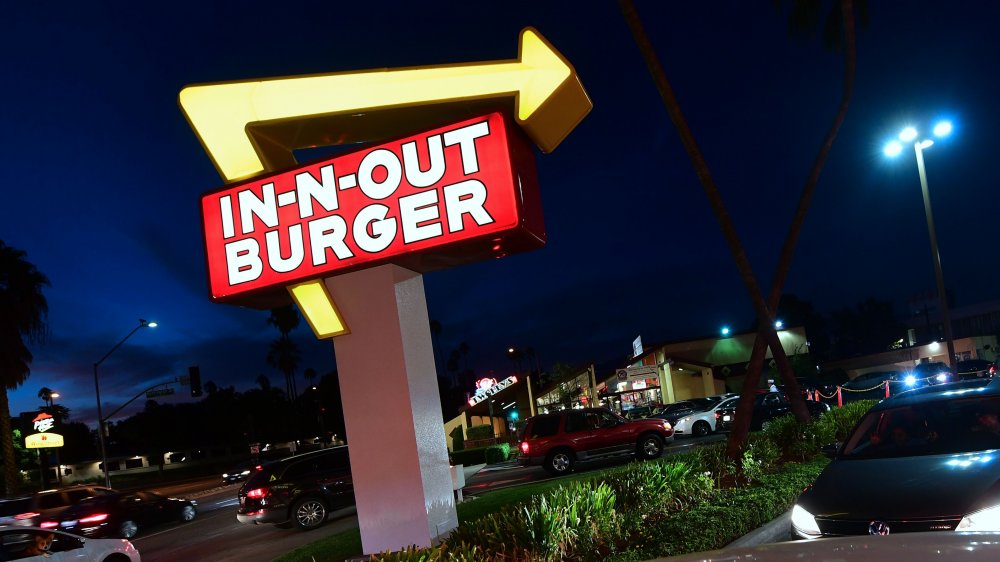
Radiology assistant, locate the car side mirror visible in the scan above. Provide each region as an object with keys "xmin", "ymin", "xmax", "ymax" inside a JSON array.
[{"xmin": 820, "ymin": 443, "xmax": 840, "ymax": 459}]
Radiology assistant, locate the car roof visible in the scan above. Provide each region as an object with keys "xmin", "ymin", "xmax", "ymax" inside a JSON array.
[
  {"xmin": 872, "ymin": 378, "xmax": 1000, "ymax": 411},
  {"xmin": 272, "ymin": 445, "xmax": 349, "ymax": 465}
]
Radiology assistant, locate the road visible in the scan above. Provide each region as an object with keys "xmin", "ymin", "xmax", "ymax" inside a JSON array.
[
  {"xmin": 130, "ymin": 480, "xmax": 358, "ymax": 562},
  {"xmin": 128, "ymin": 434, "xmax": 726, "ymax": 560}
]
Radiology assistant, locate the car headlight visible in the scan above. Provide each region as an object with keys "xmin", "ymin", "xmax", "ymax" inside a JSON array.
[
  {"xmin": 936, "ymin": 373, "xmax": 949, "ymax": 383},
  {"xmin": 957, "ymin": 504, "xmax": 1000, "ymax": 531},
  {"xmin": 678, "ymin": 416, "xmax": 690, "ymax": 425},
  {"xmin": 904, "ymin": 375, "xmax": 917, "ymax": 386},
  {"xmin": 791, "ymin": 504, "xmax": 821, "ymax": 538}
]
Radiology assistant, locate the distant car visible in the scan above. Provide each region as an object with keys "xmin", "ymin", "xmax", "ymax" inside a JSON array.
[
  {"xmin": 0, "ymin": 526, "xmax": 140, "ymax": 561},
  {"xmin": 222, "ymin": 461, "xmax": 258, "ymax": 484},
  {"xmin": 0, "ymin": 485, "xmax": 115, "ymax": 529},
  {"xmin": 910, "ymin": 361, "xmax": 954, "ymax": 385},
  {"xmin": 622, "ymin": 404, "xmax": 661, "ymax": 419},
  {"xmin": 792, "ymin": 378, "xmax": 1000, "ymax": 539},
  {"xmin": 518, "ymin": 407, "xmax": 674, "ymax": 475},
  {"xmin": 716, "ymin": 392, "xmax": 829, "ymax": 431},
  {"xmin": 651, "ymin": 398, "xmax": 721, "ymax": 426},
  {"xmin": 670, "ymin": 397, "xmax": 739, "ymax": 437},
  {"xmin": 841, "ymin": 370, "xmax": 909, "ymax": 402},
  {"xmin": 955, "ymin": 359, "xmax": 996, "ymax": 381},
  {"xmin": 237, "ymin": 446, "xmax": 355, "ymax": 530},
  {"xmin": 59, "ymin": 491, "xmax": 196, "ymax": 539}
]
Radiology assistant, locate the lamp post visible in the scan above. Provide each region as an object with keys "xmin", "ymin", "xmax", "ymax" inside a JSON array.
[
  {"xmin": 884, "ymin": 120, "xmax": 956, "ymax": 368},
  {"xmin": 93, "ymin": 319, "xmax": 156, "ymax": 488}
]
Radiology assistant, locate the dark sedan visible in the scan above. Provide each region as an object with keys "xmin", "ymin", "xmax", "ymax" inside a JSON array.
[
  {"xmin": 717, "ymin": 391, "xmax": 829, "ymax": 431},
  {"xmin": 792, "ymin": 378, "xmax": 1000, "ymax": 538},
  {"xmin": 59, "ymin": 491, "xmax": 197, "ymax": 539}
]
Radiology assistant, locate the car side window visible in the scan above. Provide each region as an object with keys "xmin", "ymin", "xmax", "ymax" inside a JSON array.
[
  {"xmin": 530, "ymin": 416, "xmax": 561, "ymax": 438},
  {"xmin": 48, "ymin": 534, "xmax": 84, "ymax": 553},
  {"xmin": 36, "ymin": 493, "xmax": 65, "ymax": 509},
  {"xmin": 598, "ymin": 412, "xmax": 620, "ymax": 428},
  {"xmin": 65, "ymin": 490, "xmax": 93, "ymax": 503},
  {"xmin": 564, "ymin": 412, "xmax": 589, "ymax": 433},
  {"xmin": 317, "ymin": 450, "xmax": 350, "ymax": 472}
]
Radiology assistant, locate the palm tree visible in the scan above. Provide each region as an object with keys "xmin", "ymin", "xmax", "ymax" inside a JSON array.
[
  {"xmin": 266, "ymin": 304, "xmax": 301, "ymax": 400},
  {"xmin": 618, "ymin": 0, "xmax": 859, "ymax": 461},
  {"xmin": 0, "ymin": 241, "xmax": 50, "ymax": 494},
  {"xmin": 38, "ymin": 387, "xmax": 54, "ymax": 407}
]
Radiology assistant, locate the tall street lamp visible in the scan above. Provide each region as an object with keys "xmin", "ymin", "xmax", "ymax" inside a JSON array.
[
  {"xmin": 93, "ymin": 318, "xmax": 157, "ymax": 488},
  {"xmin": 884, "ymin": 120, "xmax": 955, "ymax": 368}
]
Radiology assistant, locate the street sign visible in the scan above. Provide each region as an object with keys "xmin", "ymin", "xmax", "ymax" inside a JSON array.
[
  {"xmin": 617, "ymin": 365, "xmax": 659, "ymax": 382},
  {"xmin": 146, "ymin": 388, "xmax": 175, "ymax": 398}
]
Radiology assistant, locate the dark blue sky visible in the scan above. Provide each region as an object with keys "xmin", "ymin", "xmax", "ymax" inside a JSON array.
[{"xmin": 3, "ymin": 2, "xmax": 997, "ymax": 425}]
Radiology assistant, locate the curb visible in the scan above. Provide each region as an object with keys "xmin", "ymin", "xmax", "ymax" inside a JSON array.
[{"xmin": 725, "ymin": 509, "xmax": 792, "ymax": 548}]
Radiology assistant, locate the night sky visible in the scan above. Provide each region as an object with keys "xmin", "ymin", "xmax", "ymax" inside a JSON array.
[{"xmin": 3, "ymin": 2, "xmax": 998, "ymax": 426}]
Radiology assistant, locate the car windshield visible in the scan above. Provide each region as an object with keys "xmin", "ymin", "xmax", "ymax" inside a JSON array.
[{"xmin": 842, "ymin": 393, "xmax": 1000, "ymax": 459}]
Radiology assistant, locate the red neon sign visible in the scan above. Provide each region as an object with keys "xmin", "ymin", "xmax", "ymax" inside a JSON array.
[{"xmin": 201, "ymin": 112, "xmax": 543, "ymax": 306}]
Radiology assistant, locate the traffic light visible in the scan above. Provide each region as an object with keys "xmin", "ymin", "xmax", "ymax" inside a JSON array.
[
  {"xmin": 189, "ymin": 366, "xmax": 202, "ymax": 397},
  {"xmin": 509, "ymin": 410, "xmax": 519, "ymax": 421}
]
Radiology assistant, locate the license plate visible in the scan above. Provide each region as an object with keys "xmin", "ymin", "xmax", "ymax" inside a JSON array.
[
  {"xmin": 61, "ymin": 520, "xmax": 77, "ymax": 527},
  {"xmin": 722, "ymin": 415, "xmax": 731, "ymax": 421}
]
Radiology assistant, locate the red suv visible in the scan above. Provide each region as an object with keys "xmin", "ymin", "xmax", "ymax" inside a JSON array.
[{"xmin": 518, "ymin": 408, "xmax": 673, "ymax": 475}]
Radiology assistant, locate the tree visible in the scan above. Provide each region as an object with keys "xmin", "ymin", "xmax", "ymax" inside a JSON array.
[
  {"xmin": 266, "ymin": 304, "xmax": 301, "ymax": 400},
  {"xmin": 618, "ymin": 0, "xmax": 859, "ymax": 463},
  {"xmin": 0, "ymin": 241, "xmax": 50, "ymax": 494}
]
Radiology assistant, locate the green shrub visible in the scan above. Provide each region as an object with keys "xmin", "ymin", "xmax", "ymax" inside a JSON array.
[
  {"xmin": 742, "ymin": 433, "xmax": 780, "ymax": 480},
  {"xmin": 484, "ymin": 443, "xmax": 511, "ymax": 464},
  {"xmin": 450, "ymin": 426, "xmax": 465, "ymax": 452},
  {"xmin": 600, "ymin": 460, "xmax": 712, "ymax": 513},
  {"xmin": 451, "ymin": 444, "xmax": 512, "ymax": 466},
  {"xmin": 761, "ymin": 414, "xmax": 820, "ymax": 461},
  {"xmin": 448, "ymin": 480, "xmax": 620, "ymax": 561},
  {"xmin": 466, "ymin": 424, "xmax": 494, "ymax": 440},
  {"xmin": 815, "ymin": 399, "xmax": 878, "ymax": 444},
  {"xmin": 689, "ymin": 443, "xmax": 736, "ymax": 487}
]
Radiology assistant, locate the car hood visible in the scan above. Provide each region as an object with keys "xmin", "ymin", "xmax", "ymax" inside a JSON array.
[{"xmin": 801, "ymin": 452, "xmax": 1000, "ymax": 520}]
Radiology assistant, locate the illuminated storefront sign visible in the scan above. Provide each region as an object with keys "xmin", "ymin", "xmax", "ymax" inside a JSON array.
[
  {"xmin": 25, "ymin": 412, "xmax": 63, "ymax": 449},
  {"xmin": 201, "ymin": 112, "xmax": 542, "ymax": 306},
  {"xmin": 468, "ymin": 375, "xmax": 518, "ymax": 406}
]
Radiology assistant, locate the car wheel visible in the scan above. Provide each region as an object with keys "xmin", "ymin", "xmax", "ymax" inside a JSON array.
[
  {"xmin": 119, "ymin": 519, "xmax": 139, "ymax": 539},
  {"xmin": 292, "ymin": 496, "xmax": 328, "ymax": 530},
  {"xmin": 180, "ymin": 505, "xmax": 197, "ymax": 522},
  {"xmin": 637, "ymin": 434, "xmax": 663, "ymax": 459},
  {"xmin": 692, "ymin": 421, "xmax": 711, "ymax": 437},
  {"xmin": 544, "ymin": 449, "xmax": 575, "ymax": 475}
]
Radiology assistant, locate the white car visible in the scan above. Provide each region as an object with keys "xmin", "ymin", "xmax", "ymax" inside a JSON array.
[
  {"xmin": 671, "ymin": 397, "xmax": 738, "ymax": 437},
  {"xmin": 0, "ymin": 527, "xmax": 140, "ymax": 561}
]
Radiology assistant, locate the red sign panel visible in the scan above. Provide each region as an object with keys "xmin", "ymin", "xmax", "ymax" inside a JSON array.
[{"xmin": 201, "ymin": 112, "xmax": 543, "ymax": 306}]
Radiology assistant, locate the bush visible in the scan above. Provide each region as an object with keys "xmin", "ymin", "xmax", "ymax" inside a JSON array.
[
  {"xmin": 448, "ymin": 480, "xmax": 620, "ymax": 561},
  {"xmin": 761, "ymin": 414, "xmax": 821, "ymax": 461},
  {"xmin": 815, "ymin": 399, "xmax": 879, "ymax": 444},
  {"xmin": 466, "ymin": 424, "xmax": 494, "ymax": 440},
  {"xmin": 451, "ymin": 444, "xmax": 512, "ymax": 466},
  {"xmin": 601, "ymin": 460, "xmax": 712, "ymax": 514},
  {"xmin": 450, "ymin": 426, "xmax": 465, "ymax": 452}
]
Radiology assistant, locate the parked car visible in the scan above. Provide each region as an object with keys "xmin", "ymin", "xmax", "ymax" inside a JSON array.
[
  {"xmin": 840, "ymin": 370, "xmax": 908, "ymax": 402},
  {"xmin": 0, "ymin": 526, "xmax": 140, "ymax": 561},
  {"xmin": 518, "ymin": 407, "xmax": 674, "ymax": 475},
  {"xmin": 716, "ymin": 392, "xmax": 829, "ymax": 431},
  {"xmin": 622, "ymin": 404, "xmax": 661, "ymax": 419},
  {"xmin": 222, "ymin": 460, "xmax": 258, "ymax": 484},
  {"xmin": 59, "ymin": 491, "xmax": 197, "ymax": 539},
  {"xmin": 651, "ymin": 397, "xmax": 721, "ymax": 426},
  {"xmin": 955, "ymin": 359, "xmax": 996, "ymax": 381},
  {"xmin": 670, "ymin": 397, "xmax": 739, "ymax": 437},
  {"xmin": 237, "ymin": 446, "xmax": 354, "ymax": 530},
  {"xmin": 0, "ymin": 485, "xmax": 115, "ymax": 529},
  {"xmin": 792, "ymin": 378, "xmax": 1000, "ymax": 539},
  {"xmin": 910, "ymin": 361, "xmax": 954, "ymax": 385}
]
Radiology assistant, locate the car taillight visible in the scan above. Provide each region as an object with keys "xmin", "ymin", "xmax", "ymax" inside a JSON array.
[
  {"xmin": 40, "ymin": 521, "xmax": 58, "ymax": 529},
  {"xmin": 246, "ymin": 487, "xmax": 269, "ymax": 499},
  {"xmin": 991, "ymin": 365, "xmax": 997, "ymax": 376},
  {"xmin": 715, "ymin": 412, "xmax": 721, "ymax": 421},
  {"xmin": 79, "ymin": 513, "xmax": 109, "ymax": 524},
  {"xmin": 15, "ymin": 512, "xmax": 40, "ymax": 520},
  {"xmin": 520, "ymin": 441, "xmax": 529, "ymax": 455}
]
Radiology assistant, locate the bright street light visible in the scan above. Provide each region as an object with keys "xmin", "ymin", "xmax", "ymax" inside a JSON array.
[
  {"xmin": 883, "ymin": 119, "xmax": 956, "ymax": 368},
  {"xmin": 721, "ymin": 326, "xmax": 730, "ymax": 336},
  {"xmin": 93, "ymin": 318, "xmax": 156, "ymax": 488}
]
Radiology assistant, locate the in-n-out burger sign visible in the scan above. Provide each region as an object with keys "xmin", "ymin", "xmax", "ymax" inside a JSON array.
[
  {"xmin": 468, "ymin": 375, "xmax": 518, "ymax": 406},
  {"xmin": 201, "ymin": 112, "xmax": 543, "ymax": 306}
]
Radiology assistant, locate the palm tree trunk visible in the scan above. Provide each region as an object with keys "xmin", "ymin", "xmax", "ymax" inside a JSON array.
[
  {"xmin": 0, "ymin": 391, "xmax": 19, "ymax": 495},
  {"xmin": 620, "ymin": 0, "xmax": 857, "ymax": 461}
]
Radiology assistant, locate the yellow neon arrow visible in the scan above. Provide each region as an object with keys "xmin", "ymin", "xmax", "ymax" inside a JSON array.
[
  {"xmin": 179, "ymin": 27, "xmax": 591, "ymax": 182},
  {"xmin": 180, "ymin": 27, "xmax": 591, "ymax": 340}
]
